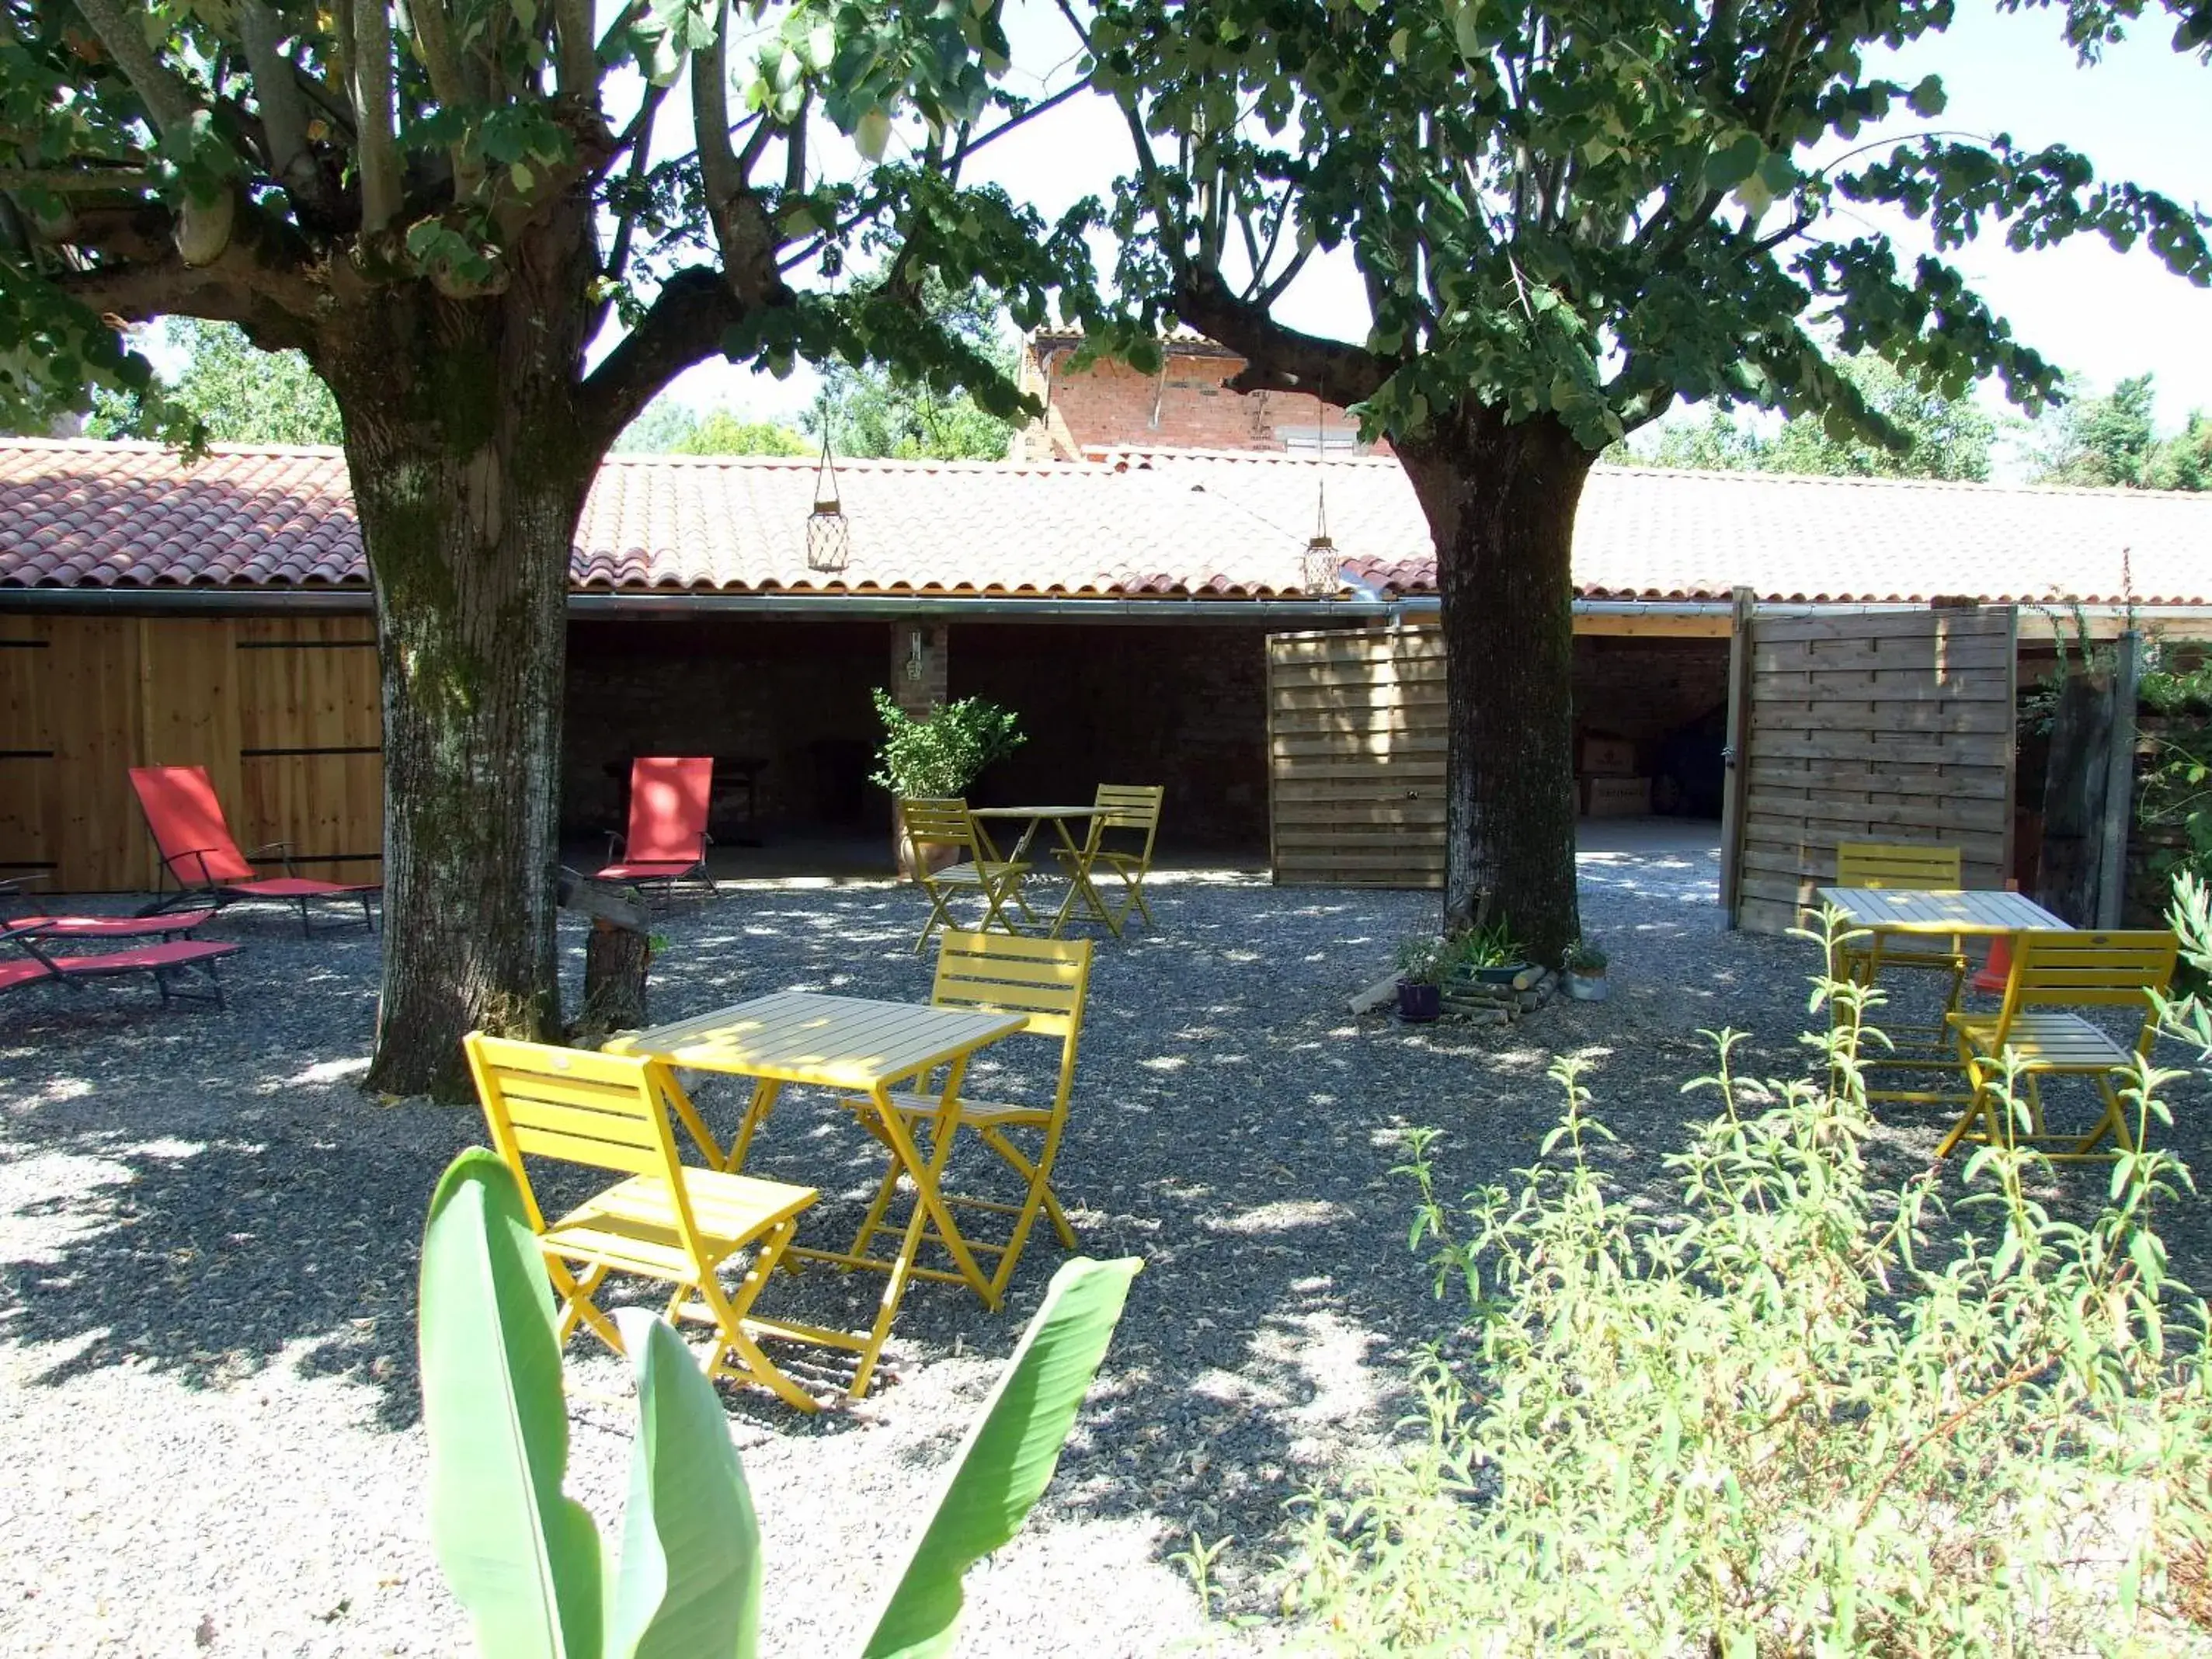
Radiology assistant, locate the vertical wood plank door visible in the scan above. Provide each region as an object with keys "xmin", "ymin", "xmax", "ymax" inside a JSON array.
[
  {"xmin": 44, "ymin": 617, "xmax": 153, "ymax": 891},
  {"xmin": 1266, "ymin": 626, "xmax": 1448, "ymax": 888},
  {"xmin": 0, "ymin": 619, "xmax": 53, "ymax": 882},
  {"xmin": 235, "ymin": 617, "xmax": 384, "ymax": 885},
  {"xmin": 1728, "ymin": 607, "xmax": 2018, "ymax": 934}
]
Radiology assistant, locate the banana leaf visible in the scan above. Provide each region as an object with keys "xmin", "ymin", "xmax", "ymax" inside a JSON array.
[
  {"xmin": 419, "ymin": 1149, "xmax": 605, "ymax": 1659},
  {"xmin": 858, "ymin": 1255, "xmax": 1142, "ymax": 1659},
  {"xmin": 607, "ymin": 1309, "xmax": 762, "ymax": 1659}
]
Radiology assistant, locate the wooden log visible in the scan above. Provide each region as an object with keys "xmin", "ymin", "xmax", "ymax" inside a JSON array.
[{"xmin": 557, "ymin": 866, "xmax": 651, "ymax": 1038}]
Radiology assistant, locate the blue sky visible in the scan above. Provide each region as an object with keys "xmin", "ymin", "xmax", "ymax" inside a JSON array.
[{"xmin": 665, "ymin": 0, "xmax": 2212, "ymax": 440}]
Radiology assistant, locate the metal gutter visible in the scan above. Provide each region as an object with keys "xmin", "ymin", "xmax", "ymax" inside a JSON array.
[
  {"xmin": 0, "ymin": 586, "xmax": 374, "ymax": 614},
  {"xmin": 563, "ymin": 590, "xmax": 1392, "ymax": 624}
]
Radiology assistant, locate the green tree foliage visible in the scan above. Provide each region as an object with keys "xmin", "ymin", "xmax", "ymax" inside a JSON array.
[
  {"xmin": 0, "ymin": 0, "xmax": 1098, "ymax": 1094},
  {"xmin": 614, "ymin": 399, "xmax": 810, "ymax": 456},
  {"xmin": 2150, "ymin": 412, "xmax": 2212, "ymax": 490},
  {"xmin": 1296, "ymin": 913, "xmax": 2212, "ymax": 1650},
  {"xmin": 1079, "ymin": 0, "xmax": 2210, "ymax": 955},
  {"xmin": 805, "ymin": 280, "xmax": 1016, "ymax": 460},
  {"xmin": 2030, "ymin": 374, "xmax": 2209, "ymax": 490},
  {"xmin": 2034, "ymin": 373, "xmax": 2162, "ymax": 486},
  {"xmin": 1644, "ymin": 357, "xmax": 1996, "ymax": 481},
  {"xmin": 85, "ymin": 319, "xmax": 343, "ymax": 446}
]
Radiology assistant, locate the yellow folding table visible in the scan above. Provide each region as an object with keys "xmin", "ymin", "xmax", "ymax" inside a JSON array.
[
  {"xmin": 605, "ymin": 989, "xmax": 1027, "ymax": 1400},
  {"xmin": 969, "ymin": 805, "xmax": 1111, "ymax": 937},
  {"xmin": 1815, "ymin": 885, "xmax": 2070, "ymax": 1104}
]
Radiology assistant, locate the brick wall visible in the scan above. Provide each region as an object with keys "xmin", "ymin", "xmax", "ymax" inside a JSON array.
[
  {"xmin": 1016, "ymin": 342, "xmax": 1379, "ymax": 461},
  {"xmin": 563, "ymin": 617, "xmax": 887, "ymax": 838},
  {"xmin": 564, "ymin": 615, "xmax": 1275, "ymax": 855}
]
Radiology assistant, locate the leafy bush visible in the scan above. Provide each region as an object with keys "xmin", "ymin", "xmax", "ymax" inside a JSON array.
[
  {"xmin": 1395, "ymin": 935, "xmax": 1453, "ymax": 986},
  {"xmin": 1449, "ymin": 919, "xmax": 1529, "ymax": 971},
  {"xmin": 868, "ymin": 688, "xmax": 1024, "ymax": 798},
  {"xmin": 1562, "ymin": 935, "xmax": 1607, "ymax": 972},
  {"xmin": 1291, "ymin": 909, "xmax": 2212, "ymax": 1654}
]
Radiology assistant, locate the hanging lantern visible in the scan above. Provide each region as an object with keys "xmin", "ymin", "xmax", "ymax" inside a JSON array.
[
  {"xmin": 804, "ymin": 430, "xmax": 850, "ymax": 576},
  {"xmin": 1301, "ymin": 478, "xmax": 1339, "ymax": 596},
  {"xmin": 1300, "ymin": 393, "xmax": 1338, "ymax": 594}
]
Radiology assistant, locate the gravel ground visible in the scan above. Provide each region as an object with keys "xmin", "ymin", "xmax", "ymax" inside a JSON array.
[{"xmin": 3, "ymin": 834, "xmax": 2208, "ymax": 1657}]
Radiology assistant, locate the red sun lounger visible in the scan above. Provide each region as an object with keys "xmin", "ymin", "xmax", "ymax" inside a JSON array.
[
  {"xmin": 128, "ymin": 765, "xmax": 380, "ymax": 939},
  {"xmin": 596, "ymin": 756, "xmax": 715, "ymax": 897},
  {"xmin": 0, "ymin": 876, "xmax": 217, "ymax": 943},
  {"xmin": 0, "ymin": 931, "xmax": 242, "ymax": 1010}
]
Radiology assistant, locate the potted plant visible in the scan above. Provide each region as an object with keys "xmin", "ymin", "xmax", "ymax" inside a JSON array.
[
  {"xmin": 1394, "ymin": 935, "xmax": 1450, "ymax": 1023},
  {"xmin": 1451, "ymin": 919, "xmax": 1532, "ymax": 986},
  {"xmin": 869, "ymin": 689, "xmax": 1025, "ymax": 875},
  {"xmin": 1563, "ymin": 937, "xmax": 1609, "ymax": 1001}
]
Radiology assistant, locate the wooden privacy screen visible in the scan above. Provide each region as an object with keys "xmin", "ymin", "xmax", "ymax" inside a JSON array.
[
  {"xmin": 1267, "ymin": 626, "xmax": 1446, "ymax": 886},
  {"xmin": 1723, "ymin": 607, "xmax": 2017, "ymax": 934},
  {"xmin": 0, "ymin": 613, "xmax": 382, "ymax": 892}
]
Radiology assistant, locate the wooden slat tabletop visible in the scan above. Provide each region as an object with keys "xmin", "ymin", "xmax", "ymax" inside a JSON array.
[
  {"xmin": 1815, "ymin": 887, "xmax": 2069, "ymax": 934},
  {"xmin": 969, "ymin": 805, "xmax": 1100, "ymax": 818},
  {"xmin": 606, "ymin": 989, "xmax": 1027, "ymax": 1090}
]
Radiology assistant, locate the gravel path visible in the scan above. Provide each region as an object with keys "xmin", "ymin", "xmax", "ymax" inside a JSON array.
[{"xmin": 3, "ymin": 836, "xmax": 2207, "ymax": 1656}]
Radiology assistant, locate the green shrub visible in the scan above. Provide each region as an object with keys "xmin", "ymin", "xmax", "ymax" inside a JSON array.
[
  {"xmin": 1291, "ymin": 909, "xmax": 2212, "ymax": 1654},
  {"xmin": 868, "ymin": 688, "xmax": 1024, "ymax": 799},
  {"xmin": 1448, "ymin": 919, "xmax": 1529, "ymax": 971}
]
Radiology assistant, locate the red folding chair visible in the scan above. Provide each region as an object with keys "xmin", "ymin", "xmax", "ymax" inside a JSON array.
[
  {"xmin": 596, "ymin": 756, "xmax": 715, "ymax": 899},
  {"xmin": 129, "ymin": 766, "xmax": 380, "ymax": 939}
]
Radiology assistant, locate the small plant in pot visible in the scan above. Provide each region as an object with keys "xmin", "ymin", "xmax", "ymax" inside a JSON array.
[
  {"xmin": 1563, "ymin": 937, "xmax": 1609, "ymax": 1001},
  {"xmin": 870, "ymin": 689, "xmax": 1024, "ymax": 875},
  {"xmin": 1451, "ymin": 919, "xmax": 1532, "ymax": 986},
  {"xmin": 1394, "ymin": 936, "xmax": 1451, "ymax": 1023}
]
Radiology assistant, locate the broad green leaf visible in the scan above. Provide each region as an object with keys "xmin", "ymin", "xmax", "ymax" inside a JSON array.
[
  {"xmin": 606, "ymin": 1313, "xmax": 760, "ymax": 1659},
  {"xmin": 859, "ymin": 1257, "xmax": 1142, "ymax": 1659},
  {"xmin": 419, "ymin": 1150, "xmax": 604, "ymax": 1659},
  {"xmin": 855, "ymin": 106, "xmax": 893, "ymax": 161},
  {"xmin": 1704, "ymin": 133, "xmax": 1762, "ymax": 192}
]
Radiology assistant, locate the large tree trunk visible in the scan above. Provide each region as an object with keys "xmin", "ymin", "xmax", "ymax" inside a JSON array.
[
  {"xmin": 321, "ymin": 269, "xmax": 598, "ymax": 1099},
  {"xmin": 1396, "ymin": 409, "xmax": 1593, "ymax": 964}
]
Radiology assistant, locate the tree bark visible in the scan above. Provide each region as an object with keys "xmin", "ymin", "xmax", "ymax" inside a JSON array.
[
  {"xmin": 1396, "ymin": 408, "xmax": 1592, "ymax": 964},
  {"xmin": 321, "ymin": 255, "xmax": 598, "ymax": 1099}
]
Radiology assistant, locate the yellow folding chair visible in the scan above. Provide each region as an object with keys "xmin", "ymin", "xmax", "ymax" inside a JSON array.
[
  {"xmin": 1053, "ymin": 784, "xmax": 1164, "ymax": 937},
  {"xmin": 1939, "ymin": 929, "xmax": 2179, "ymax": 1160},
  {"xmin": 844, "ymin": 930, "xmax": 1093, "ymax": 1303},
  {"xmin": 896, "ymin": 797, "xmax": 1033, "ymax": 953},
  {"xmin": 464, "ymin": 1032, "xmax": 823, "ymax": 1411},
  {"xmin": 1834, "ymin": 841, "xmax": 1970, "ymax": 1056}
]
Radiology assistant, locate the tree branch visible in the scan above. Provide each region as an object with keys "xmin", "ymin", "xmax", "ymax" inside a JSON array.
[
  {"xmin": 579, "ymin": 265, "xmax": 774, "ymax": 447},
  {"xmin": 1173, "ymin": 267, "xmax": 1387, "ymax": 406},
  {"xmin": 237, "ymin": 1, "xmax": 335, "ymax": 216},
  {"xmin": 72, "ymin": 0, "xmax": 201, "ymax": 136},
  {"xmin": 0, "ymin": 167, "xmax": 158, "ymax": 193},
  {"xmin": 693, "ymin": 0, "xmax": 740, "ymax": 212},
  {"xmin": 350, "ymin": 0, "xmax": 402, "ymax": 235},
  {"xmin": 552, "ymin": 0, "xmax": 598, "ymax": 99}
]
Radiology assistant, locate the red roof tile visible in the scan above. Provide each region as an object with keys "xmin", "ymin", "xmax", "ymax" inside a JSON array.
[{"xmin": 3, "ymin": 436, "xmax": 2210, "ymax": 607}]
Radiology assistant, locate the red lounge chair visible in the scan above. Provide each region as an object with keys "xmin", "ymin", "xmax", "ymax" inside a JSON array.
[
  {"xmin": 0, "ymin": 876, "xmax": 217, "ymax": 942},
  {"xmin": 128, "ymin": 765, "xmax": 380, "ymax": 938},
  {"xmin": 596, "ymin": 756, "xmax": 715, "ymax": 898},
  {"xmin": 0, "ymin": 930, "xmax": 242, "ymax": 1009}
]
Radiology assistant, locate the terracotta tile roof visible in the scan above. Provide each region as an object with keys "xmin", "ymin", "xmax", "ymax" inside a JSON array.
[
  {"xmin": 1101, "ymin": 447, "xmax": 2212, "ymax": 607},
  {"xmin": 4, "ymin": 436, "xmax": 2210, "ymax": 608}
]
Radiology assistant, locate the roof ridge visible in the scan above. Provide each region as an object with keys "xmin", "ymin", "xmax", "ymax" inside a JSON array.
[
  {"xmin": 0, "ymin": 435, "xmax": 346, "ymax": 458},
  {"xmin": 1597, "ymin": 461, "xmax": 2212, "ymax": 504}
]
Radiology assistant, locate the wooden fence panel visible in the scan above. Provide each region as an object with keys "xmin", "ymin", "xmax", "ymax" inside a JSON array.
[
  {"xmin": 235, "ymin": 617, "xmax": 384, "ymax": 883},
  {"xmin": 1730, "ymin": 607, "xmax": 2016, "ymax": 934},
  {"xmin": 1268, "ymin": 627, "xmax": 1448, "ymax": 886},
  {"xmin": 0, "ymin": 621, "xmax": 51, "ymax": 880},
  {"xmin": 0, "ymin": 613, "xmax": 384, "ymax": 892}
]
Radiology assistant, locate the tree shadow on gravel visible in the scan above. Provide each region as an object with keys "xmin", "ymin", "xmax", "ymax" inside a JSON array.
[{"xmin": 5, "ymin": 861, "xmax": 2206, "ymax": 1619}]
